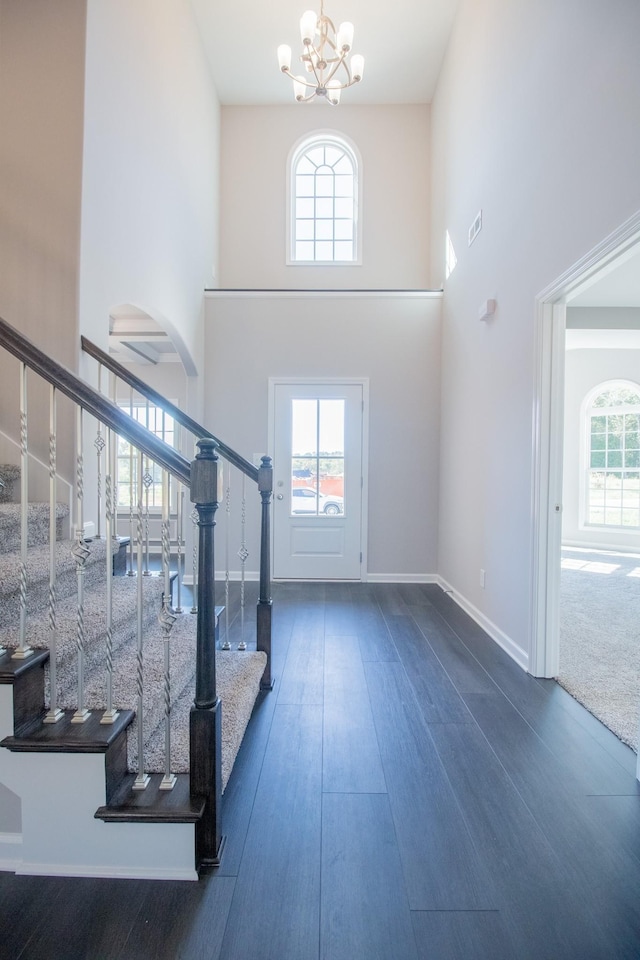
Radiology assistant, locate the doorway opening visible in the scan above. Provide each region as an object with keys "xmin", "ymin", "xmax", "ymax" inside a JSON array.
[{"xmin": 531, "ymin": 210, "xmax": 640, "ymax": 777}]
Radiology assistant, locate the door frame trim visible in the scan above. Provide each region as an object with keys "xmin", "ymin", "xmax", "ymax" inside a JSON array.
[
  {"xmin": 268, "ymin": 376, "xmax": 369, "ymax": 581},
  {"xmin": 530, "ymin": 209, "xmax": 640, "ymax": 678}
]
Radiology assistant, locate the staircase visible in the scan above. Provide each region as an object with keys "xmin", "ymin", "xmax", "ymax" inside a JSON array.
[
  {"xmin": 0, "ymin": 314, "xmax": 274, "ymax": 881},
  {"xmin": 0, "ymin": 492, "xmax": 266, "ymax": 879}
]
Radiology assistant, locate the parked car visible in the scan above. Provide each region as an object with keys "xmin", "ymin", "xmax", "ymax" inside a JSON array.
[{"xmin": 291, "ymin": 486, "xmax": 344, "ymax": 515}]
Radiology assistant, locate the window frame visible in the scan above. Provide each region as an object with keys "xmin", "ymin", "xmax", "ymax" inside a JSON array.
[
  {"xmin": 580, "ymin": 379, "xmax": 640, "ymax": 531},
  {"xmin": 115, "ymin": 401, "xmax": 179, "ymax": 515},
  {"xmin": 286, "ymin": 131, "xmax": 362, "ymax": 267}
]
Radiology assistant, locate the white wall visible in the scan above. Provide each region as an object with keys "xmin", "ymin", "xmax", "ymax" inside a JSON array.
[
  {"xmin": 219, "ymin": 105, "xmax": 431, "ymax": 290},
  {"xmin": 204, "ymin": 292, "xmax": 441, "ymax": 579},
  {"xmin": 431, "ymin": 0, "xmax": 640, "ymax": 664},
  {"xmin": 79, "ymin": 0, "xmax": 221, "ymax": 373}
]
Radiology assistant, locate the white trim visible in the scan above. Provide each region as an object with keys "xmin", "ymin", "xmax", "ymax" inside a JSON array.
[
  {"xmin": 437, "ymin": 578, "xmax": 529, "ymax": 672},
  {"xmin": 366, "ymin": 573, "xmax": 437, "ymax": 583},
  {"xmin": 205, "ymin": 289, "xmax": 443, "ymax": 300},
  {"xmin": 530, "ymin": 209, "xmax": 640, "ymax": 679},
  {"xmin": 268, "ymin": 376, "xmax": 369, "ymax": 581},
  {"xmin": 15, "ymin": 861, "xmax": 198, "ymax": 882},
  {"xmin": 0, "ymin": 832, "xmax": 22, "ymax": 873}
]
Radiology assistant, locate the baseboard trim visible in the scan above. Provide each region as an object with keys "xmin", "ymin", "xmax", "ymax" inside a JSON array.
[
  {"xmin": 436, "ymin": 577, "xmax": 529, "ymax": 672},
  {"xmin": 0, "ymin": 832, "xmax": 22, "ymax": 873},
  {"xmin": 366, "ymin": 573, "xmax": 438, "ymax": 584},
  {"xmin": 15, "ymin": 860, "xmax": 198, "ymax": 882}
]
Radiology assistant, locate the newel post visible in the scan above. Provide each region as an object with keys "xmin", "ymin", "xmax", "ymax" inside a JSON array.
[
  {"xmin": 189, "ymin": 437, "xmax": 223, "ymax": 867},
  {"xmin": 257, "ymin": 455, "xmax": 274, "ymax": 690}
]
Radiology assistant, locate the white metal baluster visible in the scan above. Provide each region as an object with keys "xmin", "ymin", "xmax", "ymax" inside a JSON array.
[
  {"xmin": 72, "ymin": 406, "xmax": 90, "ymax": 723},
  {"xmin": 101, "ymin": 420, "xmax": 119, "ymax": 724},
  {"xmin": 44, "ymin": 385, "xmax": 62, "ymax": 721},
  {"xmin": 142, "ymin": 401, "xmax": 151, "ymax": 576},
  {"xmin": 222, "ymin": 462, "xmax": 231, "ymax": 650},
  {"xmin": 133, "ymin": 448, "xmax": 150, "ymax": 789},
  {"xmin": 174, "ymin": 484, "xmax": 184, "ymax": 613},
  {"xmin": 142, "ymin": 456, "xmax": 152, "ymax": 576},
  {"xmin": 238, "ymin": 472, "xmax": 248, "ymax": 650},
  {"xmin": 159, "ymin": 469, "xmax": 176, "ymax": 790},
  {"xmin": 190, "ymin": 508, "xmax": 198, "ymax": 614},
  {"xmin": 94, "ymin": 365, "xmax": 105, "ymax": 539},
  {"xmin": 127, "ymin": 386, "xmax": 135, "ymax": 576},
  {"xmin": 13, "ymin": 363, "xmax": 33, "ymax": 660}
]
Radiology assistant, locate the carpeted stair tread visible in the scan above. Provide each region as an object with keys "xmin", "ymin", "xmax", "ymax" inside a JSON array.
[
  {"xmin": 58, "ymin": 612, "xmax": 200, "ymax": 770},
  {"xmin": 2, "ymin": 575, "xmax": 166, "ymax": 669},
  {"xmin": 0, "ymin": 538, "xmax": 118, "ymax": 628},
  {"xmin": 142, "ymin": 649, "xmax": 267, "ymax": 790},
  {"xmin": 0, "ymin": 502, "xmax": 69, "ymax": 552}
]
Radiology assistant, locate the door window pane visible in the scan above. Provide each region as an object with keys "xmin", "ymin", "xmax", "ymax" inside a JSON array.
[{"xmin": 290, "ymin": 399, "xmax": 345, "ymax": 516}]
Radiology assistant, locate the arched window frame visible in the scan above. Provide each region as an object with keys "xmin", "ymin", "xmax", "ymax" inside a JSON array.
[
  {"xmin": 286, "ymin": 131, "xmax": 362, "ymax": 266},
  {"xmin": 580, "ymin": 379, "xmax": 640, "ymax": 530}
]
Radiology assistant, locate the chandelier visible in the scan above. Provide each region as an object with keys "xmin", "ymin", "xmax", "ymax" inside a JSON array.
[{"xmin": 277, "ymin": 1, "xmax": 365, "ymax": 105}]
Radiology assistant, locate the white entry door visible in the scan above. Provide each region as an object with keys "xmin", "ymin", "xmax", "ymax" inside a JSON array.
[{"xmin": 271, "ymin": 380, "xmax": 365, "ymax": 580}]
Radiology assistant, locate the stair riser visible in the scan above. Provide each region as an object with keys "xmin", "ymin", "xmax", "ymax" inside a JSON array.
[
  {"xmin": 0, "ymin": 508, "xmax": 68, "ymax": 553},
  {"xmin": 0, "ymin": 554, "xmax": 113, "ymax": 629}
]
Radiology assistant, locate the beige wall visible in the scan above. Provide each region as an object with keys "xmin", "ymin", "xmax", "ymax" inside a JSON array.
[
  {"xmin": 219, "ymin": 105, "xmax": 431, "ymax": 290},
  {"xmin": 0, "ymin": 0, "xmax": 86, "ymax": 365},
  {"xmin": 204, "ymin": 292, "xmax": 441, "ymax": 579},
  {"xmin": 0, "ymin": 0, "xmax": 86, "ymax": 477},
  {"xmin": 431, "ymin": 0, "xmax": 640, "ymax": 663}
]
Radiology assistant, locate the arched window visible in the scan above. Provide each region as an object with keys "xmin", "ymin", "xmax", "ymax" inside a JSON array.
[
  {"xmin": 289, "ymin": 134, "xmax": 360, "ymax": 264},
  {"xmin": 584, "ymin": 381, "xmax": 640, "ymax": 528}
]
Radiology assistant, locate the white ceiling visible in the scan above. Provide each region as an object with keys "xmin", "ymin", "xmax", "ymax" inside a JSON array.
[{"xmin": 190, "ymin": 0, "xmax": 460, "ymax": 105}]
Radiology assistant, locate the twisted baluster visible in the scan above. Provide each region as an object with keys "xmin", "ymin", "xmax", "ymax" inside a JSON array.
[
  {"xmin": 142, "ymin": 459, "xmax": 153, "ymax": 576},
  {"xmin": 13, "ymin": 363, "xmax": 33, "ymax": 660},
  {"xmin": 101, "ymin": 425, "xmax": 119, "ymax": 724},
  {"xmin": 174, "ymin": 484, "xmax": 184, "ymax": 613},
  {"xmin": 133, "ymin": 448, "xmax": 150, "ymax": 789},
  {"xmin": 44, "ymin": 385, "xmax": 62, "ymax": 721},
  {"xmin": 127, "ymin": 387, "xmax": 135, "ymax": 576},
  {"xmin": 159, "ymin": 470, "xmax": 176, "ymax": 790},
  {"xmin": 72, "ymin": 406, "xmax": 90, "ymax": 722}
]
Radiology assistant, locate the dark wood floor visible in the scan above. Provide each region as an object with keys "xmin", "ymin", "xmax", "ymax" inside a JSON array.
[{"xmin": 3, "ymin": 582, "xmax": 640, "ymax": 960}]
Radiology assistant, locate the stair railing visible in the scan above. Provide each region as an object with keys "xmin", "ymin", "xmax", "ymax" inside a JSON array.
[
  {"xmin": 81, "ymin": 335, "xmax": 273, "ymax": 688},
  {"xmin": 0, "ymin": 314, "xmax": 261, "ymax": 865}
]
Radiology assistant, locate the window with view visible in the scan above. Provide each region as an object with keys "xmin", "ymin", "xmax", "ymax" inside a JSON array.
[
  {"xmin": 290, "ymin": 135, "xmax": 359, "ymax": 264},
  {"xmin": 116, "ymin": 403, "xmax": 176, "ymax": 510},
  {"xmin": 585, "ymin": 383, "xmax": 640, "ymax": 528}
]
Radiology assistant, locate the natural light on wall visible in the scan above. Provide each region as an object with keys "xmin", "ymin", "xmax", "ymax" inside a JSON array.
[{"xmin": 445, "ymin": 230, "xmax": 457, "ymax": 279}]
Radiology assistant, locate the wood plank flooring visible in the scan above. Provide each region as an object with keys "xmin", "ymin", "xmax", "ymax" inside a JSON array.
[{"xmin": 2, "ymin": 581, "xmax": 640, "ymax": 960}]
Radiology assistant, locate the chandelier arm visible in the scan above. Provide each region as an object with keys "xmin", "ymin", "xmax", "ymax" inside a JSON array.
[
  {"xmin": 284, "ymin": 67, "xmax": 321, "ymax": 91},
  {"xmin": 323, "ymin": 54, "xmax": 350, "ymax": 88}
]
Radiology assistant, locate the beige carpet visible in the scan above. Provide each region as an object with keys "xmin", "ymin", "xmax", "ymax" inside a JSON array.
[{"xmin": 558, "ymin": 546, "xmax": 640, "ymax": 751}]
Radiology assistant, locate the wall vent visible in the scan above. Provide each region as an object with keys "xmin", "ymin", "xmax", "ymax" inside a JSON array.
[{"xmin": 468, "ymin": 210, "xmax": 482, "ymax": 246}]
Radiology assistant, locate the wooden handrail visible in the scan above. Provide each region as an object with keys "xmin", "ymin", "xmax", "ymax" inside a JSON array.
[
  {"xmin": 81, "ymin": 336, "xmax": 259, "ymax": 483},
  {"xmin": 0, "ymin": 316, "xmax": 191, "ymax": 486}
]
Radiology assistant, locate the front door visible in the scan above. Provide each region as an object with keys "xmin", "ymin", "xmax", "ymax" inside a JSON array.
[{"xmin": 271, "ymin": 380, "xmax": 365, "ymax": 579}]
